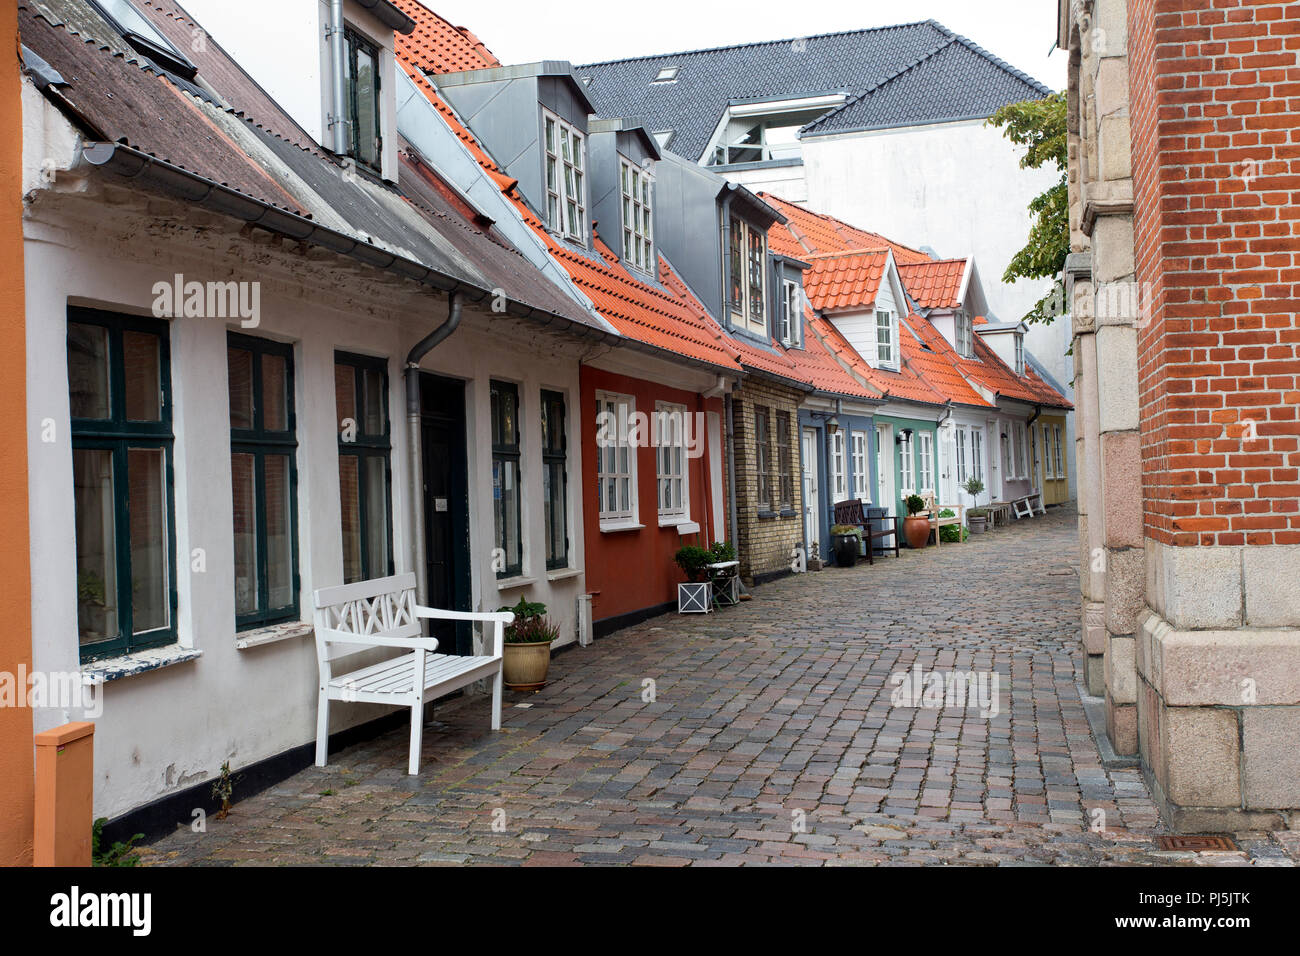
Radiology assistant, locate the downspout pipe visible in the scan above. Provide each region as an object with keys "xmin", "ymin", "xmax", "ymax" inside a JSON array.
[
  {"xmin": 406, "ymin": 291, "xmax": 463, "ymax": 608},
  {"xmin": 328, "ymin": 0, "xmax": 349, "ymax": 156},
  {"xmin": 724, "ymin": 393, "xmax": 740, "ymax": 564}
]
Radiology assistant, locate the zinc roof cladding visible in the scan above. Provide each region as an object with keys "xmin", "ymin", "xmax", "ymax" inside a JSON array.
[
  {"xmin": 759, "ymin": 192, "xmax": 933, "ymax": 264},
  {"xmin": 575, "ymin": 20, "xmax": 1050, "ymax": 162},
  {"xmin": 800, "ymin": 35, "xmax": 1054, "ymax": 137},
  {"xmin": 21, "ymin": 0, "xmax": 602, "ymax": 329},
  {"xmin": 897, "ymin": 258, "xmax": 968, "ymax": 310},
  {"xmin": 802, "ymin": 250, "xmax": 890, "ymax": 313},
  {"xmin": 393, "ymin": 0, "xmax": 749, "ymax": 374}
]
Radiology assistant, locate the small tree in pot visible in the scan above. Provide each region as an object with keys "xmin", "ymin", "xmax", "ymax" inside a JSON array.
[
  {"xmin": 902, "ymin": 494, "xmax": 931, "ymax": 549},
  {"xmin": 830, "ymin": 524, "xmax": 862, "ymax": 567},
  {"xmin": 498, "ymin": 597, "xmax": 559, "ymax": 691},
  {"xmin": 964, "ymin": 477, "xmax": 989, "ymax": 533}
]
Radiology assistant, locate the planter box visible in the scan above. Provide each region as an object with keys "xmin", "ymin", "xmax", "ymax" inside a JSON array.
[
  {"xmin": 969, "ymin": 515, "xmax": 989, "ymax": 534},
  {"xmin": 678, "ymin": 581, "xmax": 713, "ymax": 614}
]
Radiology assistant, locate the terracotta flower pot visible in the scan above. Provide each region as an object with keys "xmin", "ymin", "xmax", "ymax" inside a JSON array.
[
  {"xmin": 903, "ymin": 515, "xmax": 931, "ymax": 550},
  {"xmin": 503, "ymin": 640, "xmax": 553, "ymax": 691}
]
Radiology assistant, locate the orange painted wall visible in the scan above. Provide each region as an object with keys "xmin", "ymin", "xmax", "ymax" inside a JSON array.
[
  {"xmin": 0, "ymin": 3, "xmax": 35, "ymax": 866},
  {"xmin": 581, "ymin": 366, "xmax": 725, "ymax": 623}
]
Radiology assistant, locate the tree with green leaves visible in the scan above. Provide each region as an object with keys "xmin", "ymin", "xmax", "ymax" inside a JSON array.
[{"xmin": 987, "ymin": 91, "xmax": 1068, "ymax": 325}]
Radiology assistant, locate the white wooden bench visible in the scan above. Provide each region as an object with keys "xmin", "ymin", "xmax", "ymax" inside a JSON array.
[
  {"xmin": 312, "ymin": 572, "xmax": 514, "ymax": 776},
  {"xmin": 1013, "ymin": 492, "xmax": 1047, "ymax": 519}
]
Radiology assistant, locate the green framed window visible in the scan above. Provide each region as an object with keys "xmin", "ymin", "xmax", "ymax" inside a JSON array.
[
  {"xmin": 335, "ymin": 352, "xmax": 392, "ymax": 585},
  {"xmin": 490, "ymin": 381, "xmax": 523, "ymax": 578},
  {"xmin": 228, "ymin": 333, "xmax": 300, "ymax": 630},
  {"xmin": 68, "ymin": 307, "xmax": 178, "ymax": 662},
  {"xmin": 345, "ymin": 26, "xmax": 382, "ymax": 172},
  {"xmin": 541, "ymin": 390, "xmax": 568, "ymax": 570}
]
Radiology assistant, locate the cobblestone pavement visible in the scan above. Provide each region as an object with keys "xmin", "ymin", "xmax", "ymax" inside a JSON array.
[{"xmin": 142, "ymin": 505, "xmax": 1297, "ymax": 866}]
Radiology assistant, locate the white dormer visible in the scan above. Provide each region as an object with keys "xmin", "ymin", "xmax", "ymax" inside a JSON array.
[
  {"xmin": 977, "ymin": 322, "xmax": 1028, "ymax": 375},
  {"xmin": 180, "ymin": 0, "xmax": 411, "ymax": 180},
  {"xmin": 817, "ymin": 250, "xmax": 906, "ymax": 373}
]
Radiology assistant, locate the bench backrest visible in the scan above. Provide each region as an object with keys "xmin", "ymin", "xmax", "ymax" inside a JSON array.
[
  {"xmin": 312, "ymin": 572, "xmax": 422, "ymax": 665},
  {"xmin": 833, "ymin": 498, "xmax": 866, "ymax": 527},
  {"xmin": 922, "ymin": 492, "xmax": 938, "ymax": 513}
]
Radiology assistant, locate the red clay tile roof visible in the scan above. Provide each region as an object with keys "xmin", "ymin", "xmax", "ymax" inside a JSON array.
[
  {"xmin": 897, "ymin": 258, "xmax": 968, "ymax": 310},
  {"xmin": 395, "ymin": 0, "xmax": 744, "ymax": 374},
  {"xmin": 760, "ymin": 192, "xmax": 933, "ymax": 263},
  {"xmin": 901, "ymin": 315, "xmax": 993, "ymax": 408},
  {"xmin": 803, "ymin": 250, "xmax": 890, "ymax": 313},
  {"xmin": 390, "ymin": 0, "xmax": 501, "ymax": 73},
  {"xmin": 809, "ymin": 312, "xmax": 949, "ymax": 407}
]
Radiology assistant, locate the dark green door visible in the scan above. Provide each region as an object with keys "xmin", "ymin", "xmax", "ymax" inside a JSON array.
[{"xmin": 420, "ymin": 373, "xmax": 472, "ymax": 655}]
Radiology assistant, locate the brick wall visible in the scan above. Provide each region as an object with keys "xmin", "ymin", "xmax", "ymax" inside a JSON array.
[
  {"xmin": 1131, "ymin": 0, "xmax": 1300, "ymax": 546},
  {"xmin": 732, "ymin": 377, "xmax": 805, "ymax": 581}
]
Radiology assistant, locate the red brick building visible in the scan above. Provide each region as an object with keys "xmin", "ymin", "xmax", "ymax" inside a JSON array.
[{"xmin": 1062, "ymin": 0, "xmax": 1300, "ymax": 829}]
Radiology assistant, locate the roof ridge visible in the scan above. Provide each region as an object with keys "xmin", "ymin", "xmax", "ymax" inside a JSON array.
[
  {"xmin": 758, "ymin": 191, "xmax": 933, "ymax": 261},
  {"xmin": 801, "ymin": 37, "xmax": 960, "ymax": 134},
  {"xmin": 575, "ymin": 19, "xmax": 944, "ymax": 69},
  {"xmin": 946, "ymin": 32, "xmax": 1054, "ymax": 96}
]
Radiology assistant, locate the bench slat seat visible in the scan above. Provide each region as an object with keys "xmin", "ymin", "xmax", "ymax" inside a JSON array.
[
  {"xmin": 312, "ymin": 572, "xmax": 513, "ymax": 775},
  {"xmin": 921, "ymin": 493, "xmax": 964, "ymax": 546}
]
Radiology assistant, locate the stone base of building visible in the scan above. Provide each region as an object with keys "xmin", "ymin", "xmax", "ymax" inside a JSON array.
[{"xmin": 1136, "ymin": 611, "xmax": 1300, "ymax": 832}]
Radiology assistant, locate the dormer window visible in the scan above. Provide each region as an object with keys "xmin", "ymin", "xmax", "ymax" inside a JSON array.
[
  {"xmin": 652, "ymin": 67, "xmax": 679, "ymax": 83},
  {"xmin": 344, "ymin": 27, "xmax": 383, "ymax": 172},
  {"xmin": 779, "ymin": 279, "xmax": 801, "ymax": 347},
  {"xmin": 620, "ymin": 159, "xmax": 654, "ymax": 274},
  {"xmin": 955, "ymin": 311, "xmax": 973, "ymax": 358},
  {"xmin": 543, "ymin": 110, "xmax": 587, "ymax": 241},
  {"xmin": 728, "ymin": 219, "xmax": 767, "ymax": 336},
  {"xmin": 876, "ymin": 309, "xmax": 896, "ymax": 366},
  {"xmin": 1015, "ymin": 332, "xmax": 1025, "ymax": 376}
]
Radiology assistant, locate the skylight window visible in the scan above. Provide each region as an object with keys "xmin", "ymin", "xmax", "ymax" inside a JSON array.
[
  {"xmin": 652, "ymin": 67, "xmax": 679, "ymax": 83},
  {"xmin": 89, "ymin": 0, "xmax": 197, "ymax": 79}
]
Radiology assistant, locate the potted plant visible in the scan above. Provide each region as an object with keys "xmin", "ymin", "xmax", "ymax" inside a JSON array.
[
  {"xmin": 830, "ymin": 524, "xmax": 862, "ymax": 567},
  {"xmin": 498, "ymin": 597, "xmax": 558, "ymax": 691},
  {"xmin": 964, "ymin": 477, "xmax": 988, "ymax": 533},
  {"xmin": 902, "ymin": 494, "xmax": 930, "ymax": 549},
  {"xmin": 674, "ymin": 545, "xmax": 713, "ymax": 613}
]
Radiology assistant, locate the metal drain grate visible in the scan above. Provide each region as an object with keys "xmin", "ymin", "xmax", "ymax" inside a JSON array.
[{"xmin": 1156, "ymin": 835, "xmax": 1239, "ymax": 852}]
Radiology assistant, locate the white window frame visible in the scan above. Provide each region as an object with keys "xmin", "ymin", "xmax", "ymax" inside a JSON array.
[
  {"xmin": 654, "ymin": 401, "xmax": 689, "ymax": 522},
  {"xmin": 899, "ymin": 434, "xmax": 914, "ymax": 494},
  {"xmin": 1013, "ymin": 421, "xmax": 1027, "ymax": 478},
  {"xmin": 596, "ymin": 391, "xmax": 637, "ymax": 526},
  {"xmin": 956, "ymin": 311, "xmax": 973, "ymax": 358},
  {"xmin": 780, "ymin": 279, "xmax": 800, "ymax": 347},
  {"xmin": 1054, "ymin": 424, "xmax": 1064, "ymax": 478},
  {"xmin": 955, "ymin": 427, "xmax": 969, "ymax": 484},
  {"xmin": 851, "ymin": 432, "xmax": 868, "ymax": 501},
  {"xmin": 728, "ymin": 218, "xmax": 767, "ymax": 336},
  {"xmin": 1015, "ymin": 333, "xmax": 1026, "ymax": 376},
  {"xmin": 876, "ymin": 309, "xmax": 897, "ymax": 367},
  {"xmin": 830, "ymin": 430, "xmax": 847, "ymax": 502},
  {"xmin": 542, "ymin": 108, "xmax": 587, "ymax": 242},
  {"xmin": 620, "ymin": 158, "xmax": 654, "ymax": 274},
  {"xmin": 971, "ymin": 428, "xmax": 984, "ymax": 483},
  {"xmin": 918, "ymin": 432, "xmax": 934, "ymax": 494}
]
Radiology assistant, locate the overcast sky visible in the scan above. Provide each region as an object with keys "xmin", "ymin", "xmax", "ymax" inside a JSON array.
[{"xmin": 426, "ymin": 0, "xmax": 1066, "ymax": 90}]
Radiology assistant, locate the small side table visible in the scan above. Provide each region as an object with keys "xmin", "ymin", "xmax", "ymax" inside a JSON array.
[{"xmin": 707, "ymin": 560, "xmax": 741, "ymax": 606}]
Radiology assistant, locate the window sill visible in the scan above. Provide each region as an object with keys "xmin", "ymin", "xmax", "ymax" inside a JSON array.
[
  {"xmin": 82, "ymin": 645, "xmax": 203, "ymax": 685},
  {"xmin": 496, "ymin": 575, "xmax": 536, "ymax": 591},
  {"xmin": 658, "ymin": 515, "xmax": 699, "ymax": 533},
  {"xmin": 757, "ymin": 510, "xmax": 779, "ymax": 520},
  {"xmin": 545, "ymin": 567, "xmax": 584, "ymax": 583},
  {"xmin": 236, "ymin": 620, "xmax": 314, "ymax": 650},
  {"xmin": 599, "ymin": 520, "xmax": 645, "ymax": 534},
  {"xmin": 779, "ymin": 509, "xmax": 798, "ymax": 518}
]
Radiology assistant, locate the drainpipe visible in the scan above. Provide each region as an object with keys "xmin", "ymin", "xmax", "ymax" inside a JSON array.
[
  {"xmin": 405, "ymin": 292, "xmax": 463, "ymax": 607},
  {"xmin": 724, "ymin": 393, "xmax": 740, "ymax": 559},
  {"xmin": 328, "ymin": 0, "xmax": 349, "ymax": 156}
]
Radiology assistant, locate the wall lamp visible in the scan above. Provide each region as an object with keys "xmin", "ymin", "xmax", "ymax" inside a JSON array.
[
  {"xmin": 811, "ymin": 409, "xmax": 841, "ymax": 435},
  {"xmin": 896, "ymin": 427, "xmax": 914, "ymax": 445}
]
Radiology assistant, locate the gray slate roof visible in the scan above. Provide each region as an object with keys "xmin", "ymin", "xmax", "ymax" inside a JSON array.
[{"xmin": 578, "ymin": 20, "xmax": 1052, "ymax": 162}]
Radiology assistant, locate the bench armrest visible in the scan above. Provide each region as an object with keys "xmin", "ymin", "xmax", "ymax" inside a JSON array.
[
  {"xmin": 322, "ymin": 632, "xmax": 441, "ymax": 652},
  {"xmin": 414, "ymin": 607, "xmax": 515, "ymax": 625}
]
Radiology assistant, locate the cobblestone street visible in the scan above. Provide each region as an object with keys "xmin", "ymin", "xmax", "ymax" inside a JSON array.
[{"xmin": 142, "ymin": 506, "xmax": 1298, "ymax": 866}]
